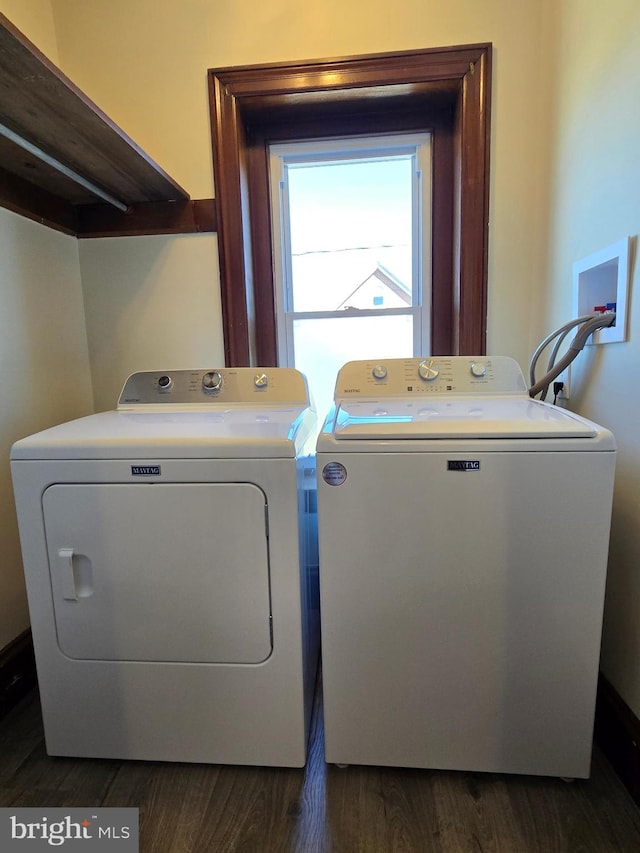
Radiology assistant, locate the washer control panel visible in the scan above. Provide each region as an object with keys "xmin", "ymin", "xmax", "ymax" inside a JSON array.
[
  {"xmin": 335, "ymin": 357, "xmax": 528, "ymax": 398},
  {"xmin": 118, "ymin": 368, "xmax": 309, "ymax": 407}
]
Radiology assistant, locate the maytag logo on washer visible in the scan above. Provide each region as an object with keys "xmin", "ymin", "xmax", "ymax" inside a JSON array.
[
  {"xmin": 1, "ymin": 807, "xmax": 138, "ymax": 850},
  {"xmin": 131, "ymin": 465, "xmax": 161, "ymax": 477},
  {"xmin": 447, "ymin": 460, "xmax": 480, "ymax": 472}
]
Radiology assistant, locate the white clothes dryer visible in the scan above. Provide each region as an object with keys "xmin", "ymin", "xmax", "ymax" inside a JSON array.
[
  {"xmin": 11, "ymin": 368, "xmax": 319, "ymax": 767},
  {"xmin": 317, "ymin": 357, "xmax": 616, "ymax": 778}
]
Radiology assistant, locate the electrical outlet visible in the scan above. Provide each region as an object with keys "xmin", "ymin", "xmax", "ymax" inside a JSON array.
[{"xmin": 555, "ymin": 366, "xmax": 571, "ymax": 400}]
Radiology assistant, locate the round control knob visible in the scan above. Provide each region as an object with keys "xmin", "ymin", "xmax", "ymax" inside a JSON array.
[
  {"xmin": 470, "ymin": 361, "xmax": 487, "ymax": 378},
  {"xmin": 372, "ymin": 365, "xmax": 387, "ymax": 380},
  {"xmin": 418, "ymin": 359, "xmax": 440, "ymax": 381},
  {"xmin": 157, "ymin": 375, "xmax": 173, "ymax": 391},
  {"xmin": 254, "ymin": 373, "xmax": 269, "ymax": 388},
  {"xmin": 202, "ymin": 371, "xmax": 223, "ymax": 392}
]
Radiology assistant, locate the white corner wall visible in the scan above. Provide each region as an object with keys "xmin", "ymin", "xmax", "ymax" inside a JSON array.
[
  {"xmin": 79, "ymin": 234, "xmax": 223, "ymax": 412},
  {"xmin": 0, "ymin": 209, "xmax": 93, "ymax": 649},
  {"xmin": 542, "ymin": 0, "xmax": 640, "ymax": 715}
]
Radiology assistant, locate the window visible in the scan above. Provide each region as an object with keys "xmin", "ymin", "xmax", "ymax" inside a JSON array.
[
  {"xmin": 270, "ymin": 133, "xmax": 431, "ymax": 416},
  {"xmin": 208, "ymin": 44, "xmax": 492, "ymax": 367}
]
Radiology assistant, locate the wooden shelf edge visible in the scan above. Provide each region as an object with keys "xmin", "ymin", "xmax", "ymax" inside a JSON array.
[
  {"xmin": 0, "ymin": 189, "xmax": 217, "ymax": 238},
  {"xmin": 76, "ymin": 199, "xmax": 216, "ymax": 238},
  {"xmin": 0, "ymin": 168, "xmax": 79, "ymax": 235},
  {"xmin": 0, "ymin": 12, "xmax": 189, "ymax": 206}
]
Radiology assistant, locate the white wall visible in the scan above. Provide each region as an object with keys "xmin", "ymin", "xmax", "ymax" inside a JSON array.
[
  {"xmin": 79, "ymin": 234, "xmax": 223, "ymax": 412},
  {"xmin": 0, "ymin": 1, "xmax": 93, "ymax": 651},
  {"xmin": 541, "ymin": 0, "xmax": 640, "ymax": 715},
  {"xmin": 0, "ymin": 209, "xmax": 93, "ymax": 649}
]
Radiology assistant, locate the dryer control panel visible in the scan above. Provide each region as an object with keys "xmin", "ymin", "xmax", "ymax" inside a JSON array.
[
  {"xmin": 118, "ymin": 368, "xmax": 310, "ymax": 407},
  {"xmin": 334, "ymin": 357, "xmax": 528, "ymax": 399}
]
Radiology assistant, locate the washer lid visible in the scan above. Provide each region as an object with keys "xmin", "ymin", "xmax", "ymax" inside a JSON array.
[
  {"xmin": 10, "ymin": 407, "xmax": 312, "ymax": 459},
  {"xmin": 331, "ymin": 397, "xmax": 599, "ymax": 440}
]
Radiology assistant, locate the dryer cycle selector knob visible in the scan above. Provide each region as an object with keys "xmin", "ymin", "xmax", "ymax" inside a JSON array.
[
  {"xmin": 372, "ymin": 365, "xmax": 388, "ymax": 380},
  {"xmin": 202, "ymin": 371, "xmax": 223, "ymax": 393},
  {"xmin": 418, "ymin": 359, "xmax": 440, "ymax": 381},
  {"xmin": 254, "ymin": 373, "xmax": 269, "ymax": 388},
  {"xmin": 470, "ymin": 361, "xmax": 487, "ymax": 378}
]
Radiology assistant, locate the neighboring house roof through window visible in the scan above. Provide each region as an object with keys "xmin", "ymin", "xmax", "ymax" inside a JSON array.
[{"xmin": 337, "ymin": 264, "xmax": 412, "ymax": 310}]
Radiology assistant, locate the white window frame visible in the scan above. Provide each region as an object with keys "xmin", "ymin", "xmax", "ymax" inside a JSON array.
[{"xmin": 269, "ymin": 133, "xmax": 432, "ymax": 368}]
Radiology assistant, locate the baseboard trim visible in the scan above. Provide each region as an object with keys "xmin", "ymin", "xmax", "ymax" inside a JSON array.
[
  {"xmin": 595, "ymin": 674, "xmax": 640, "ymax": 805},
  {"xmin": 0, "ymin": 629, "xmax": 37, "ymax": 720}
]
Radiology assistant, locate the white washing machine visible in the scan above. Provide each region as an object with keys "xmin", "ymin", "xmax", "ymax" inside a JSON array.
[
  {"xmin": 11, "ymin": 368, "xmax": 319, "ymax": 767},
  {"xmin": 317, "ymin": 356, "xmax": 616, "ymax": 778}
]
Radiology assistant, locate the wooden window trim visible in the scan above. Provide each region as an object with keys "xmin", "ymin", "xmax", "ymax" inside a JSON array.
[{"xmin": 208, "ymin": 44, "xmax": 491, "ymax": 366}]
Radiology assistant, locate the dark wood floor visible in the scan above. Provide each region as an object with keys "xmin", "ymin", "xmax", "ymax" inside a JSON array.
[{"xmin": 2, "ymin": 682, "xmax": 640, "ymax": 853}]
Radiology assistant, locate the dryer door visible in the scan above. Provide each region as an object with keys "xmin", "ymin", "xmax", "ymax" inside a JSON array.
[{"xmin": 43, "ymin": 483, "xmax": 272, "ymax": 663}]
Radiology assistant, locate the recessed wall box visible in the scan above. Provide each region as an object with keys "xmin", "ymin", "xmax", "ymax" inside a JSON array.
[{"xmin": 573, "ymin": 238, "xmax": 630, "ymax": 344}]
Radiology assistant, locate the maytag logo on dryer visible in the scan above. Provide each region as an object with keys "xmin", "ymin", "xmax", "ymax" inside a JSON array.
[
  {"xmin": 447, "ymin": 460, "xmax": 480, "ymax": 472},
  {"xmin": 131, "ymin": 465, "xmax": 161, "ymax": 477}
]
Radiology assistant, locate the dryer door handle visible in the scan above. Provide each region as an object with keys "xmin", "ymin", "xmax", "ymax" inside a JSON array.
[{"xmin": 58, "ymin": 547, "xmax": 78, "ymax": 601}]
